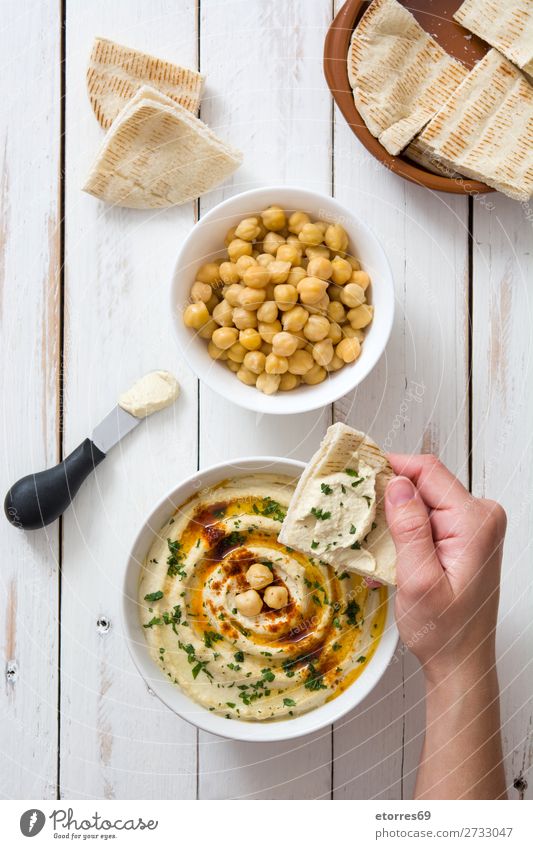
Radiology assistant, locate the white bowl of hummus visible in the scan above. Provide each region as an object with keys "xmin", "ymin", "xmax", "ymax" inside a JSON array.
[
  {"xmin": 123, "ymin": 457, "xmax": 398, "ymax": 742},
  {"xmin": 171, "ymin": 186, "xmax": 394, "ymax": 415}
]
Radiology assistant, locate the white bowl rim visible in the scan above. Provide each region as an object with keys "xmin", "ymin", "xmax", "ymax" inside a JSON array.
[
  {"xmin": 122, "ymin": 455, "xmax": 399, "ymax": 743},
  {"xmin": 170, "ymin": 186, "xmax": 395, "ymax": 416}
]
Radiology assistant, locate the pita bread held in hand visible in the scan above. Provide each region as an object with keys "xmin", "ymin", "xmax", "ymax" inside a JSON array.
[
  {"xmin": 416, "ymin": 49, "xmax": 533, "ymax": 202},
  {"xmin": 347, "ymin": 0, "xmax": 467, "ymax": 155},
  {"xmin": 87, "ymin": 37, "xmax": 204, "ymax": 129},
  {"xmin": 82, "ymin": 86, "xmax": 242, "ymax": 209},
  {"xmin": 454, "ymin": 0, "xmax": 533, "ymax": 78},
  {"xmin": 278, "ymin": 423, "xmax": 397, "ymax": 586}
]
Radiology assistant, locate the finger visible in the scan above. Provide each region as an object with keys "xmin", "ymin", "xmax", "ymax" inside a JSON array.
[
  {"xmin": 385, "ymin": 476, "xmax": 444, "ymax": 596},
  {"xmin": 387, "ymin": 453, "xmax": 470, "ymax": 511}
]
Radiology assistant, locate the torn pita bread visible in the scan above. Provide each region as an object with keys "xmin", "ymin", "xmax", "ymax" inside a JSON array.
[
  {"xmin": 82, "ymin": 86, "xmax": 242, "ymax": 209},
  {"xmin": 454, "ymin": 0, "xmax": 533, "ymax": 78},
  {"xmin": 416, "ymin": 49, "xmax": 533, "ymax": 201},
  {"xmin": 278, "ymin": 423, "xmax": 396, "ymax": 586},
  {"xmin": 347, "ymin": 0, "xmax": 467, "ymax": 155},
  {"xmin": 87, "ymin": 37, "xmax": 204, "ymax": 129},
  {"xmin": 404, "ymin": 136, "xmax": 462, "ymax": 178}
]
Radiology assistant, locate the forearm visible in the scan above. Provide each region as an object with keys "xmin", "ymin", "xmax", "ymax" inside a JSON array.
[{"xmin": 415, "ymin": 657, "xmax": 507, "ymax": 800}]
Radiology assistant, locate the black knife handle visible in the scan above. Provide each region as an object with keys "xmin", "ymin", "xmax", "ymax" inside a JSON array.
[{"xmin": 4, "ymin": 438, "xmax": 106, "ymax": 530}]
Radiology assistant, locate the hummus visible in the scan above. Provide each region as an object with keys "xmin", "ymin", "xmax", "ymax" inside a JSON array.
[
  {"xmin": 119, "ymin": 370, "xmax": 179, "ymax": 417},
  {"xmin": 139, "ymin": 473, "xmax": 387, "ymax": 722}
]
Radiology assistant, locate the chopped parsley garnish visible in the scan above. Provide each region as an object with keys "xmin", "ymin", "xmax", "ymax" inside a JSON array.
[
  {"xmin": 283, "ymin": 698, "xmax": 296, "ymax": 707},
  {"xmin": 345, "ymin": 600, "xmax": 360, "ymax": 625},
  {"xmin": 350, "ymin": 540, "xmax": 361, "ymax": 550},
  {"xmin": 203, "ymin": 630, "xmax": 223, "ymax": 649},
  {"xmin": 357, "ymin": 656, "xmax": 366, "ymax": 663},
  {"xmin": 261, "ymin": 668, "xmax": 275, "ymax": 682},
  {"xmin": 345, "ymin": 468, "xmax": 359, "ymax": 477},
  {"xmin": 144, "ymin": 590, "xmax": 163, "ymax": 602},
  {"xmin": 179, "ymin": 642, "xmax": 213, "ymax": 680},
  {"xmin": 234, "ymin": 651, "xmax": 245, "ymax": 663},
  {"xmin": 341, "ymin": 484, "xmax": 347, "ymax": 494},
  {"xmin": 311, "ymin": 507, "xmax": 331, "ymax": 521},
  {"xmin": 311, "ymin": 540, "xmax": 319, "ymax": 550},
  {"xmin": 312, "ymin": 594, "xmax": 323, "ymax": 607},
  {"xmin": 143, "ymin": 616, "xmax": 162, "ymax": 629},
  {"xmin": 305, "ymin": 663, "xmax": 327, "ymax": 691},
  {"xmin": 224, "ymin": 531, "xmax": 246, "ymax": 548},
  {"xmin": 166, "ymin": 539, "xmax": 186, "ymax": 578},
  {"xmin": 332, "ymin": 642, "xmax": 342, "ymax": 651},
  {"xmin": 226, "ymin": 702, "xmax": 236, "ymax": 709},
  {"xmin": 213, "ymin": 507, "xmax": 226, "ymax": 518},
  {"xmin": 339, "ymin": 571, "xmax": 349, "ymax": 580},
  {"xmin": 320, "ymin": 483, "xmax": 333, "ymax": 495},
  {"xmin": 349, "ymin": 524, "xmax": 357, "ymax": 535},
  {"xmin": 253, "ymin": 497, "xmax": 286, "ymax": 523},
  {"xmin": 363, "ymin": 495, "xmax": 372, "ymax": 506}
]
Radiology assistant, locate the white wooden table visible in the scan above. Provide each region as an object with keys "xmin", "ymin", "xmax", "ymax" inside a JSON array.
[{"xmin": 1, "ymin": 0, "xmax": 531, "ymax": 800}]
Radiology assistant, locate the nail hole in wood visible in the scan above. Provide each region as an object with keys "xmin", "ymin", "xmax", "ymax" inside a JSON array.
[
  {"xmin": 96, "ymin": 617, "xmax": 110, "ymax": 634},
  {"xmin": 6, "ymin": 660, "xmax": 18, "ymax": 683},
  {"xmin": 513, "ymin": 775, "xmax": 527, "ymax": 797}
]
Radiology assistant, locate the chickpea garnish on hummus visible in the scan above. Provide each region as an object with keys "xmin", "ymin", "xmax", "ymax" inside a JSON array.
[
  {"xmin": 182, "ymin": 206, "xmax": 374, "ymax": 395},
  {"xmin": 139, "ymin": 473, "xmax": 387, "ymax": 721}
]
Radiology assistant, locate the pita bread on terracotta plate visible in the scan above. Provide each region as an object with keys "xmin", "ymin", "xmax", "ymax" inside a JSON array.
[
  {"xmin": 347, "ymin": 0, "xmax": 467, "ymax": 155},
  {"xmin": 82, "ymin": 86, "xmax": 242, "ymax": 209},
  {"xmin": 454, "ymin": 0, "xmax": 533, "ymax": 78},
  {"xmin": 87, "ymin": 37, "xmax": 204, "ymax": 129}
]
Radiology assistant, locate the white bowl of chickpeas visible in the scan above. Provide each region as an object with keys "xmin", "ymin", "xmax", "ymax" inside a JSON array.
[{"xmin": 173, "ymin": 187, "xmax": 394, "ymax": 414}]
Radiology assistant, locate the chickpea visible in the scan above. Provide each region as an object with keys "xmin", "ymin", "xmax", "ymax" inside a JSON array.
[
  {"xmin": 331, "ymin": 256, "xmax": 352, "ymax": 285},
  {"xmin": 336, "ymin": 337, "xmax": 361, "ymax": 363},
  {"xmin": 243, "ymin": 265, "xmax": 270, "ymax": 289},
  {"xmin": 325, "ymin": 223, "xmax": 349, "ymax": 254},
  {"xmin": 327, "ymin": 300, "xmax": 345, "ymax": 323},
  {"xmin": 303, "ymin": 314, "xmax": 330, "ymax": 342},
  {"xmin": 347, "ymin": 255, "xmax": 361, "ymax": 271},
  {"xmin": 258, "ymin": 319, "xmax": 282, "ymax": 344},
  {"xmin": 228, "ymin": 238, "xmax": 253, "ymax": 262},
  {"xmin": 212, "ymin": 299, "xmax": 234, "ymax": 327},
  {"xmin": 235, "ymin": 254, "xmax": 257, "ymax": 277},
  {"xmin": 314, "ymin": 293, "xmax": 330, "ymax": 313},
  {"xmin": 312, "ymin": 338, "xmax": 334, "ymax": 366},
  {"xmin": 340, "ymin": 283, "xmax": 365, "ymax": 308},
  {"xmin": 307, "ymin": 256, "xmax": 333, "ymax": 281},
  {"xmin": 260, "ymin": 341, "xmax": 273, "ymax": 356},
  {"xmin": 351, "ymin": 270, "xmax": 371, "ymax": 290},
  {"xmin": 256, "ymin": 372, "xmax": 281, "ymax": 395},
  {"xmin": 196, "ymin": 262, "xmax": 220, "ymax": 285},
  {"xmin": 285, "ymin": 234, "xmax": 302, "ymax": 249},
  {"xmin": 256, "ymin": 252, "xmax": 274, "ymax": 268},
  {"xmin": 306, "ymin": 245, "xmax": 330, "ymax": 261},
  {"xmin": 206, "ymin": 292, "xmax": 220, "ymax": 314},
  {"xmin": 257, "ymin": 300, "xmax": 278, "ymax": 323},
  {"xmin": 263, "ymin": 231, "xmax": 285, "ymax": 255},
  {"xmin": 282, "ymin": 305, "xmax": 309, "ymax": 332},
  {"xmin": 235, "ymin": 589, "xmax": 263, "ymax": 617},
  {"xmin": 274, "ymin": 283, "xmax": 298, "ymax": 311},
  {"xmin": 243, "ymin": 350, "xmax": 266, "ymax": 374},
  {"xmin": 235, "ymin": 216, "xmax": 261, "ymax": 241},
  {"xmin": 326, "ymin": 353, "xmax": 344, "ymax": 372},
  {"xmin": 224, "ymin": 226, "xmax": 237, "ymax": 246},
  {"xmin": 212, "ymin": 326, "xmax": 238, "ymax": 350},
  {"xmin": 261, "ymin": 205, "xmax": 287, "ymax": 231},
  {"xmin": 314, "ymin": 220, "xmax": 329, "ymax": 234},
  {"xmin": 237, "ymin": 366, "xmax": 257, "ymax": 386},
  {"xmin": 288, "ymin": 349, "xmax": 314, "ymax": 375},
  {"xmin": 265, "ymin": 353, "xmax": 288, "ymax": 374},
  {"xmin": 198, "ymin": 318, "xmax": 217, "ymax": 340},
  {"xmin": 327, "ymin": 321, "xmax": 343, "ymax": 344},
  {"xmin": 279, "ymin": 372, "xmax": 300, "ymax": 391},
  {"xmin": 263, "ymin": 585, "xmax": 288, "ymax": 609},
  {"xmin": 302, "ymin": 364, "xmax": 327, "ymax": 385},
  {"xmin": 276, "ymin": 243, "xmax": 301, "ymax": 267},
  {"xmin": 287, "ymin": 266, "xmax": 307, "ymax": 287},
  {"xmin": 246, "ymin": 562, "xmax": 273, "ymax": 590},
  {"xmin": 353, "ymin": 328, "xmax": 365, "ymax": 342},
  {"xmin": 348, "ymin": 304, "xmax": 374, "ymax": 329},
  {"xmin": 288, "ymin": 211, "xmax": 310, "ymax": 235},
  {"xmin": 272, "ymin": 331, "xmax": 298, "ymax": 358},
  {"xmin": 233, "ymin": 306, "xmax": 257, "ymax": 330},
  {"xmin": 297, "ymin": 276, "xmax": 328, "ymax": 306},
  {"xmin": 328, "ymin": 284, "xmax": 343, "ymax": 302},
  {"xmin": 239, "ymin": 328, "xmax": 262, "ymax": 351},
  {"xmin": 298, "ymin": 222, "xmax": 324, "ymax": 246},
  {"xmin": 183, "ymin": 302, "xmax": 210, "ymax": 330},
  {"xmin": 219, "ymin": 261, "xmax": 240, "ymax": 285},
  {"xmin": 226, "ymin": 359, "xmax": 239, "ymax": 372},
  {"xmin": 268, "ymin": 260, "xmax": 291, "ymax": 284},
  {"xmin": 190, "ymin": 280, "xmax": 212, "ymax": 303},
  {"xmin": 227, "ymin": 342, "xmax": 247, "ymax": 363},
  {"xmin": 295, "ymin": 335, "xmax": 308, "ymax": 349},
  {"xmin": 342, "ymin": 324, "xmax": 358, "ymax": 338},
  {"xmin": 240, "ymin": 287, "xmax": 266, "ymax": 310},
  {"xmin": 208, "ymin": 340, "xmax": 228, "ymax": 360},
  {"xmin": 264, "ymin": 282, "xmax": 277, "ymax": 301},
  {"xmin": 223, "ymin": 284, "xmax": 243, "ymax": 308}
]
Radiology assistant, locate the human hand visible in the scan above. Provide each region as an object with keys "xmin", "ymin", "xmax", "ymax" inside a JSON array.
[{"xmin": 385, "ymin": 454, "xmax": 506, "ymax": 682}]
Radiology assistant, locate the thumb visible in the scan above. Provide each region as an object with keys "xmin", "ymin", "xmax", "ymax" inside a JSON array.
[{"xmin": 385, "ymin": 476, "xmax": 443, "ymax": 595}]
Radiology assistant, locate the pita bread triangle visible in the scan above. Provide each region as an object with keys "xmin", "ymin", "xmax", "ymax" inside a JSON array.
[
  {"xmin": 82, "ymin": 86, "xmax": 242, "ymax": 209},
  {"xmin": 454, "ymin": 0, "xmax": 533, "ymax": 78}
]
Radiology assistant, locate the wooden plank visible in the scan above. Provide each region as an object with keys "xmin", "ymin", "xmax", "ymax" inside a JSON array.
[
  {"xmin": 60, "ymin": 0, "xmax": 199, "ymax": 799},
  {"xmin": 472, "ymin": 195, "xmax": 533, "ymax": 800},
  {"xmin": 197, "ymin": 0, "xmax": 334, "ymax": 799},
  {"xmin": 331, "ymin": 53, "xmax": 470, "ymax": 795},
  {"xmin": 0, "ymin": 0, "xmax": 61, "ymax": 799}
]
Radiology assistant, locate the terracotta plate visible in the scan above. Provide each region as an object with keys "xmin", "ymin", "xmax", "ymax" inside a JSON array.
[{"xmin": 324, "ymin": 0, "xmax": 494, "ymax": 194}]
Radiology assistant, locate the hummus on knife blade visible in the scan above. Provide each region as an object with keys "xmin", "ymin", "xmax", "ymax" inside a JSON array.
[{"xmin": 139, "ymin": 473, "xmax": 387, "ymax": 721}]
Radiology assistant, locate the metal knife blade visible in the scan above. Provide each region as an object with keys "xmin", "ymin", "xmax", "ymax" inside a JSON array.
[{"xmin": 92, "ymin": 405, "xmax": 141, "ymax": 455}]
